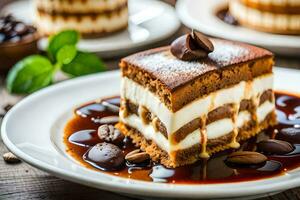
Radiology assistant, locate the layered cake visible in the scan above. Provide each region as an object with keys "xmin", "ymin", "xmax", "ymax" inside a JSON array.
[
  {"xmin": 229, "ymin": 0, "xmax": 300, "ymax": 34},
  {"xmin": 33, "ymin": 0, "xmax": 128, "ymax": 37},
  {"xmin": 117, "ymin": 31, "xmax": 277, "ymax": 168}
]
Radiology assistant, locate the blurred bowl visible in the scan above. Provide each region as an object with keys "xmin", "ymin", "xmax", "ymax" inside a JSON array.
[{"xmin": 0, "ymin": 32, "xmax": 40, "ymax": 74}]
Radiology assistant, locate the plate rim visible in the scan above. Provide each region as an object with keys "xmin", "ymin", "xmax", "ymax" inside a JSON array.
[
  {"xmin": 2, "ymin": 68, "xmax": 300, "ymax": 199},
  {"xmin": 175, "ymin": 0, "xmax": 300, "ymax": 55}
]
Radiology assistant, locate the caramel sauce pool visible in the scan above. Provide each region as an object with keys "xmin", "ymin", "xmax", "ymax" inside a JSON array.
[{"xmin": 63, "ymin": 92, "xmax": 300, "ymax": 184}]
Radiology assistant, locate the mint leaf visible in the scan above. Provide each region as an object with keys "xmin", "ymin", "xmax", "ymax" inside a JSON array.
[
  {"xmin": 56, "ymin": 45, "xmax": 77, "ymax": 65},
  {"xmin": 47, "ymin": 30, "xmax": 79, "ymax": 61},
  {"xmin": 6, "ymin": 55, "xmax": 54, "ymax": 94},
  {"xmin": 61, "ymin": 52, "xmax": 106, "ymax": 76}
]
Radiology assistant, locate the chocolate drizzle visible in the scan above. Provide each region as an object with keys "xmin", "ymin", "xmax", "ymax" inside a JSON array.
[
  {"xmin": 170, "ymin": 30, "xmax": 214, "ymax": 61},
  {"xmin": 63, "ymin": 92, "xmax": 300, "ymax": 184}
]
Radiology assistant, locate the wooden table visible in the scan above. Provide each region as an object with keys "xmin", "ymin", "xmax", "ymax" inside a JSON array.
[{"xmin": 1, "ymin": 1, "xmax": 300, "ymax": 199}]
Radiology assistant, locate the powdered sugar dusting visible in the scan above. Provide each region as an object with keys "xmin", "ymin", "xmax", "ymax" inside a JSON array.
[
  {"xmin": 209, "ymin": 40, "xmax": 250, "ymax": 66},
  {"xmin": 123, "ymin": 39, "xmax": 272, "ymax": 90}
]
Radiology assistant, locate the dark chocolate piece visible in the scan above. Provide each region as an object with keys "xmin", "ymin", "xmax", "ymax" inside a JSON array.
[
  {"xmin": 191, "ymin": 30, "xmax": 214, "ymax": 53},
  {"xmin": 170, "ymin": 31, "xmax": 213, "ymax": 61}
]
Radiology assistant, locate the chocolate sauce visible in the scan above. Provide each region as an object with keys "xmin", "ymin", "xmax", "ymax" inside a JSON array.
[
  {"xmin": 68, "ymin": 130, "xmax": 97, "ymax": 147},
  {"xmin": 64, "ymin": 92, "xmax": 300, "ymax": 184},
  {"xmin": 216, "ymin": 8, "xmax": 239, "ymax": 26}
]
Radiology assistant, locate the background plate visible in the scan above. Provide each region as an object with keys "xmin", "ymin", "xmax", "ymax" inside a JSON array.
[
  {"xmin": 176, "ymin": 0, "xmax": 300, "ymax": 56},
  {"xmin": 2, "ymin": 68, "xmax": 300, "ymax": 199},
  {"xmin": 3, "ymin": 0, "xmax": 180, "ymax": 58}
]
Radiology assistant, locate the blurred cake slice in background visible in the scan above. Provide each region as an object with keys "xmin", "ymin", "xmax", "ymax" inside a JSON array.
[
  {"xmin": 33, "ymin": 0, "xmax": 128, "ymax": 37},
  {"xmin": 229, "ymin": 0, "xmax": 300, "ymax": 34}
]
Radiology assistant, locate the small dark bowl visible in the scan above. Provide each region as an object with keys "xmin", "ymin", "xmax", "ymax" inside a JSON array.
[{"xmin": 0, "ymin": 32, "xmax": 40, "ymax": 74}]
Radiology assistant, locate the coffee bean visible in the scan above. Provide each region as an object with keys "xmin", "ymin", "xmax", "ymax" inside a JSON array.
[
  {"xmin": 98, "ymin": 124, "xmax": 124, "ymax": 145},
  {"xmin": 226, "ymin": 151, "xmax": 267, "ymax": 165},
  {"xmin": 125, "ymin": 149, "xmax": 150, "ymax": 164},
  {"xmin": 93, "ymin": 116, "xmax": 119, "ymax": 124},
  {"xmin": 4, "ymin": 104, "xmax": 13, "ymax": 112},
  {"xmin": 257, "ymin": 139, "xmax": 294, "ymax": 155},
  {"xmin": 14, "ymin": 23, "xmax": 27, "ymax": 35},
  {"xmin": 3, "ymin": 152, "xmax": 21, "ymax": 164},
  {"xmin": 277, "ymin": 128, "xmax": 300, "ymax": 144},
  {"xmin": 0, "ymin": 15, "xmax": 36, "ymax": 43},
  {"xmin": 83, "ymin": 142, "xmax": 125, "ymax": 171}
]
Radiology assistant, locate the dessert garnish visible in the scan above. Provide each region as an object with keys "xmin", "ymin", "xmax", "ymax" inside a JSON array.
[
  {"xmin": 83, "ymin": 142, "xmax": 125, "ymax": 171},
  {"xmin": 125, "ymin": 149, "xmax": 150, "ymax": 164},
  {"xmin": 226, "ymin": 151, "xmax": 267, "ymax": 165},
  {"xmin": 257, "ymin": 139, "xmax": 294, "ymax": 155},
  {"xmin": 0, "ymin": 15, "xmax": 36, "ymax": 43},
  {"xmin": 277, "ymin": 128, "xmax": 300, "ymax": 143},
  {"xmin": 6, "ymin": 30, "xmax": 106, "ymax": 94},
  {"xmin": 170, "ymin": 30, "xmax": 214, "ymax": 61},
  {"xmin": 97, "ymin": 124, "xmax": 124, "ymax": 145}
]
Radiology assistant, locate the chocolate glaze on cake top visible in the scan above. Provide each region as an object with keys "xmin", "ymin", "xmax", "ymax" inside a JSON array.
[{"xmin": 121, "ymin": 38, "xmax": 273, "ymax": 91}]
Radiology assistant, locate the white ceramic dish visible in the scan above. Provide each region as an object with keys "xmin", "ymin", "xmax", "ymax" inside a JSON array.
[
  {"xmin": 1, "ymin": 67, "xmax": 300, "ymax": 199},
  {"xmin": 176, "ymin": 0, "xmax": 300, "ymax": 56},
  {"xmin": 2, "ymin": 0, "xmax": 180, "ymax": 58}
]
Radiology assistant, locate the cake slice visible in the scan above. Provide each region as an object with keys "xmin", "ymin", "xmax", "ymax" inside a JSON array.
[
  {"xmin": 229, "ymin": 0, "xmax": 300, "ymax": 35},
  {"xmin": 33, "ymin": 0, "xmax": 128, "ymax": 37},
  {"xmin": 117, "ymin": 32, "xmax": 277, "ymax": 168}
]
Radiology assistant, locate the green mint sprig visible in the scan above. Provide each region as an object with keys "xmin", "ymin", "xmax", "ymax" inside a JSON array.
[{"xmin": 6, "ymin": 30, "xmax": 106, "ymax": 94}]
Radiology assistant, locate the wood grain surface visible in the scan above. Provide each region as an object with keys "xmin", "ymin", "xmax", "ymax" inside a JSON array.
[{"xmin": 1, "ymin": 0, "xmax": 300, "ymax": 199}]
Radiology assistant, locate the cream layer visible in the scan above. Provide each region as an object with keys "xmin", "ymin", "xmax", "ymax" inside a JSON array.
[
  {"xmin": 120, "ymin": 102, "xmax": 273, "ymax": 153},
  {"xmin": 231, "ymin": 0, "xmax": 300, "ymax": 31},
  {"xmin": 121, "ymin": 74, "xmax": 273, "ymax": 135},
  {"xmin": 34, "ymin": 8, "xmax": 128, "ymax": 35},
  {"xmin": 34, "ymin": 0, "xmax": 127, "ymax": 13}
]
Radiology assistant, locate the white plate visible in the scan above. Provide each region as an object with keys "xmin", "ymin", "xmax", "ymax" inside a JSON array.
[
  {"xmin": 2, "ymin": 0, "xmax": 180, "ymax": 58},
  {"xmin": 176, "ymin": 0, "xmax": 300, "ymax": 56},
  {"xmin": 1, "ymin": 67, "xmax": 300, "ymax": 200}
]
